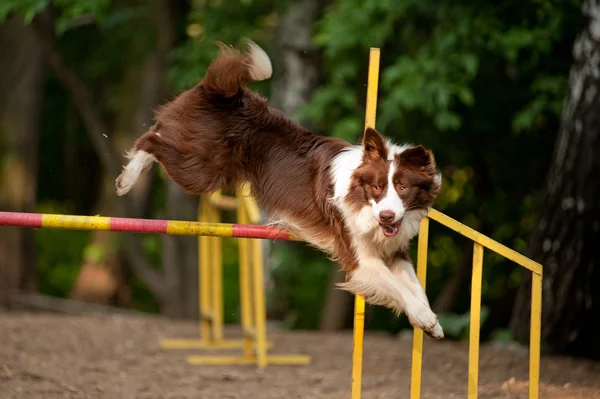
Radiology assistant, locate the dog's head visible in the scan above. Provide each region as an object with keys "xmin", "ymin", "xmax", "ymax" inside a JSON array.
[{"xmin": 347, "ymin": 128, "xmax": 441, "ymax": 238}]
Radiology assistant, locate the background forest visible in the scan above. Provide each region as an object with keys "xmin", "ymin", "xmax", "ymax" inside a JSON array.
[{"xmin": 1, "ymin": 0, "xmax": 598, "ymax": 361}]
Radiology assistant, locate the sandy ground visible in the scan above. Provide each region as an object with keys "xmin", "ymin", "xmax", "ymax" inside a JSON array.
[{"xmin": 1, "ymin": 312, "xmax": 599, "ymax": 399}]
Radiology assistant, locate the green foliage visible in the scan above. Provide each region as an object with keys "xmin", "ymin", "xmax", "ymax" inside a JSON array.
[
  {"xmin": 222, "ymin": 238, "xmax": 242, "ymax": 324},
  {"xmin": 489, "ymin": 328, "xmax": 516, "ymax": 344},
  {"xmin": 169, "ymin": 0, "xmax": 278, "ymax": 94},
  {"xmin": 35, "ymin": 201, "xmax": 88, "ymax": 298},
  {"xmin": 0, "ymin": 0, "xmax": 110, "ymax": 33},
  {"xmin": 269, "ymin": 243, "xmax": 332, "ymax": 329},
  {"xmin": 437, "ymin": 306, "xmax": 490, "ymax": 340},
  {"xmin": 0, "ymin": 0, "xmax": 49, "ymax": 24}
]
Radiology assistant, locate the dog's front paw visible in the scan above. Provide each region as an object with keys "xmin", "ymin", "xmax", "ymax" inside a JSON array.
[
  {"xmin": 408, "ymin": 304, "xmax": 444, "ymax": 339},
  {"xmin": 424, "ymin": 321, "xmax": 444, "ymax": 339}
]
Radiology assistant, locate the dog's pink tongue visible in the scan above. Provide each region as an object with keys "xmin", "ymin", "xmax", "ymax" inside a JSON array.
[{"xmin": 383, "ymin": 224, "xmax": 400, "ymax": 238}]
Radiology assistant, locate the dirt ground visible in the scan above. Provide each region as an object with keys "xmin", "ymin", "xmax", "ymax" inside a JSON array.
[{"xmin": 1, "ymin": 312, "xmax": 599, "ymax": 399}]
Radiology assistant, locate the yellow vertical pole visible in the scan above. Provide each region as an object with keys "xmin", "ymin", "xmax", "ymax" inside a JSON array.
[
  {"xmin": 237, "ymin": 191, "xmax": 254, "ymax": 357},
  {"xmin": 209, "ymin": 194, "xmax": 224, "ymax": 342},
  {"xmin": 468, "ymin": 242, "xmax": 484, "ymax": 399},
  {"xmin": 351, "ymin": 46, "xmax": 380, "ymax": 399},
  {"xmin": 251, "ymin": 237, "xmax": 268, "ymax": 368},
  {"xmin": 410, "ymin": 217, "xmax": 430, "ymax": 399},
  {"xmin": 351, "ymin": 294, "xmax": 366, "ymax": 399},
  {"xmin": 199, "ymin": 198, "xmax": 211, "ymax": 342},
  {"xmin": 529, "ymin": 272, "xmax": 542, "ymax": 399}
]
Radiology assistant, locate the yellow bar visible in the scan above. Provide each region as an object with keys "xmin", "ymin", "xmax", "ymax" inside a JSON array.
[
  {"xmin": 351, "ymin": 46, "xmax": 381, "ymax": 399},
  {"xmin": 167, "ymin": 220, "xmax": 235, "ymax": 237},
  {"xmin": 209, "ymin": 194, "xmax": 238, "ymax": 211},
  {"xmin": 161, "ymin": 339, "xmax": 245, "ymax": 349},
  {"xmin": 351, "ymin": 295, "xmax": 365, "ymax": 399},
  {"xmin": 410, "ymin": 217, "xmax": 430, "ymax": 399},
  {"xmin": 468, "ymin": 242, "xmax": 484, "ymax": 399},
  {"xmin": 428, "ymin": 209, "xmax": 542, "ymax": 274},
  {"xmin": 240, "ymin": 182, "xmax": 262, "ymax": 224},
  {"xmin": 364, "ymin": 47, "xmax": 380, "ymax": 129},
  {"xmin": 208, "ymin": 193, "xmax": 224, "ymax": 342},
  {"xmin": 251, "ymin": 237, "xmax": 268, "ymax": 368},
  {"xmin": 199, "ymin": 199, "xmax": 211, "ymax": 341},
  {"xmin": 529, "ymin": 272, "xmax": 542, "ymax": 399},
  {"xmin": 187, "ymin": 354, "xmax": 311, "ymax": 366},
  {"xmin": 41, "ymin": 214, "xmax": 110, "ymax": 230},
  {"xmin": 160, "ymin": 338, "xmax": 274, "ymax": 350},
  {"xmin": 237, "ymin": 189, "xmax": 255, "ymax": 358}
]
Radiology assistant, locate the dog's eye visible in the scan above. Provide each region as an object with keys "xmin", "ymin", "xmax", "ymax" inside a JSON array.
[
  {"xmin": 371, "ymin": 185, "xmax": 381, "ymax": 194},
  {"xmin": 399, "ymin": 185, "xmax": 408, "ymax": 192}
]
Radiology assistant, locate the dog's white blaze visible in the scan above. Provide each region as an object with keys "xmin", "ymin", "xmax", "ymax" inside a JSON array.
[{"xmin": 370, "ymin": 161, "xmax": 404, "ymax": 222}]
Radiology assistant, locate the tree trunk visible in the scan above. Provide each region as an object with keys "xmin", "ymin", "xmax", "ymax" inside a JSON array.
[
  {"xmin": 0, "ymin": 17, "xmax": 45, "ymax": 304},
  {"xmin": 510, "ymin": 0, "xmax": 600, "ymax": 359},
  {"xmin": 267, "ymin": 0, "xmax": 346, "ymax": 329},
  {"xmin": 162, "ymin": 181, "xmax": 199, "ymax": 318}
]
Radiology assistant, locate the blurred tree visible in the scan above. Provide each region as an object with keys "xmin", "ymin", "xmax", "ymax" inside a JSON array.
[
  {"xmin": 0, "ymin": 16, "xmax": 45, "ymax": 303},
  {"xmin": 511, "ymin": 0, "xmax": 600, "ymax": 359},
  {"xmin": 263, "ymin": 0, "xmax": 354, "ymax": 330}
]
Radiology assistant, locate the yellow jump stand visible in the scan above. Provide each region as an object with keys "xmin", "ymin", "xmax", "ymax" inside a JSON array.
[{"xmin": 160, "ymin": 185, "xmax": 310, "ymax": 368}]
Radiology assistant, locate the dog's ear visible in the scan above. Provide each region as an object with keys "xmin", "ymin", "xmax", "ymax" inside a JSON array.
[
  {"xmin": 362, "ymin": 127, "xmax": 387, "ymax": 162},
  {"xmin": 398, "ymin": 145, "xmax": 434, "ymax": 168}
]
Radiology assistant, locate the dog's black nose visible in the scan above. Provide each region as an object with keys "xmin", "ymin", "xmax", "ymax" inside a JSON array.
[{"xmin": 379, "ymin": 210, "xmax": 396, "ymax": 224}]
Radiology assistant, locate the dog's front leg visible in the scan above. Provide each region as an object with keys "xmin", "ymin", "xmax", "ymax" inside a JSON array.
[
  {"xmin": 339, "ymin": 253, "xmax": 443, "ymax": 339},
  {"xmin": 390, "ymin": 256, "xmax": 444, "ymax": 339}
]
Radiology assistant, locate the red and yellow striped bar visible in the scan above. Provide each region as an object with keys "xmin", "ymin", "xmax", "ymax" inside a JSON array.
[{"xmin": 0, "ymin": 211, "xmax": 297, "ymax": 241}]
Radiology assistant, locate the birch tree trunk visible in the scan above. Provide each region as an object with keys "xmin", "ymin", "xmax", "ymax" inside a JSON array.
[
  {"xmin": 510, "ymin": 0, "xmax": 600, "ymax": 358},
  {"xmin": 267, "ymin": 0, "xmax": 351, "ymax": 330}
]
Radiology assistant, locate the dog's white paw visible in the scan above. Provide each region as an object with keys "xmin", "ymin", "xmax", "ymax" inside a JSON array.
[
  {"xmin": 407, "ymin": 303, "xmax": 443, "ymax": 339},
  {"xmin": 425, "ymin": 321, "xmax": 444, "ymax": 339}
]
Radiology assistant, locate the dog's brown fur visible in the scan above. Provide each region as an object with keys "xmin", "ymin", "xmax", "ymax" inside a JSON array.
[{"xmin": 117, "ymin": 42, "xmax": 358, "ymax": 270}]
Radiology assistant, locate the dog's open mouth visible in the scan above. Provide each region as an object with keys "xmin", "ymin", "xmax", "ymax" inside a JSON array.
[{"xmin": 380, "ymin": 220, "xmax": 401, "ymax": 238}]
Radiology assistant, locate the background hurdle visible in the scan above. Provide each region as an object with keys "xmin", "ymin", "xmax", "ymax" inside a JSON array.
[
  {"xmin": 184, "ymin": 184, "xmax": 311, "ymax": 367},
  {"xmin": 159, "ymin": 187, "xmax": 276, "ymax": 353}
]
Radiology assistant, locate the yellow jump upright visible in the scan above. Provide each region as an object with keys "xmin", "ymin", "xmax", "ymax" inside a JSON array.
[
  {"xmin": 160, "ymin": 185, "xmax": 310, "ymax": 367},
  {"xmin": 351, "ymin": 46, "xmax": 381, "ymax": 399},
  {"xmin": 159, "ymin": 190, "xmax": 261, "ymax": 351},
  {"xmin": 185, "ymin": 185, "xmax": 310, "ymax": 368}
]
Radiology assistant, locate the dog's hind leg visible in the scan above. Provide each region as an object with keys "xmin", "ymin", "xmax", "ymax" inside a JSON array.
[{"xmin": 115, "ymin": 131, "xmax": 157, "ymax": 196}]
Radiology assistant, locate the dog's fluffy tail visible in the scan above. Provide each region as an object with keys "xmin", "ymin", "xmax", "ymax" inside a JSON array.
[{"xmin": 201, "ymin": 40, "xmax": 272, "ymax": 98}]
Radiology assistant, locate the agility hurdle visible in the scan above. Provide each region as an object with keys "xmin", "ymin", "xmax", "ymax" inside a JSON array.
[
  {"xmin": 160, "ymin": 184, "xmax": 310, "ymax": 367},
  {"xmin": 0, "ymin": 47, "xmax": 542, "ymax": 398},
  {"xmin": 158, "ymin": 186, "xmax": 285, "ymax": 363}
]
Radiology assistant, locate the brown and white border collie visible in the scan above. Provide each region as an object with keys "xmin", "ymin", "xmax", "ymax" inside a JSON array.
[{"xmin": 116, "ymin": 41, "xmax": 444, "ymax": 339}]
